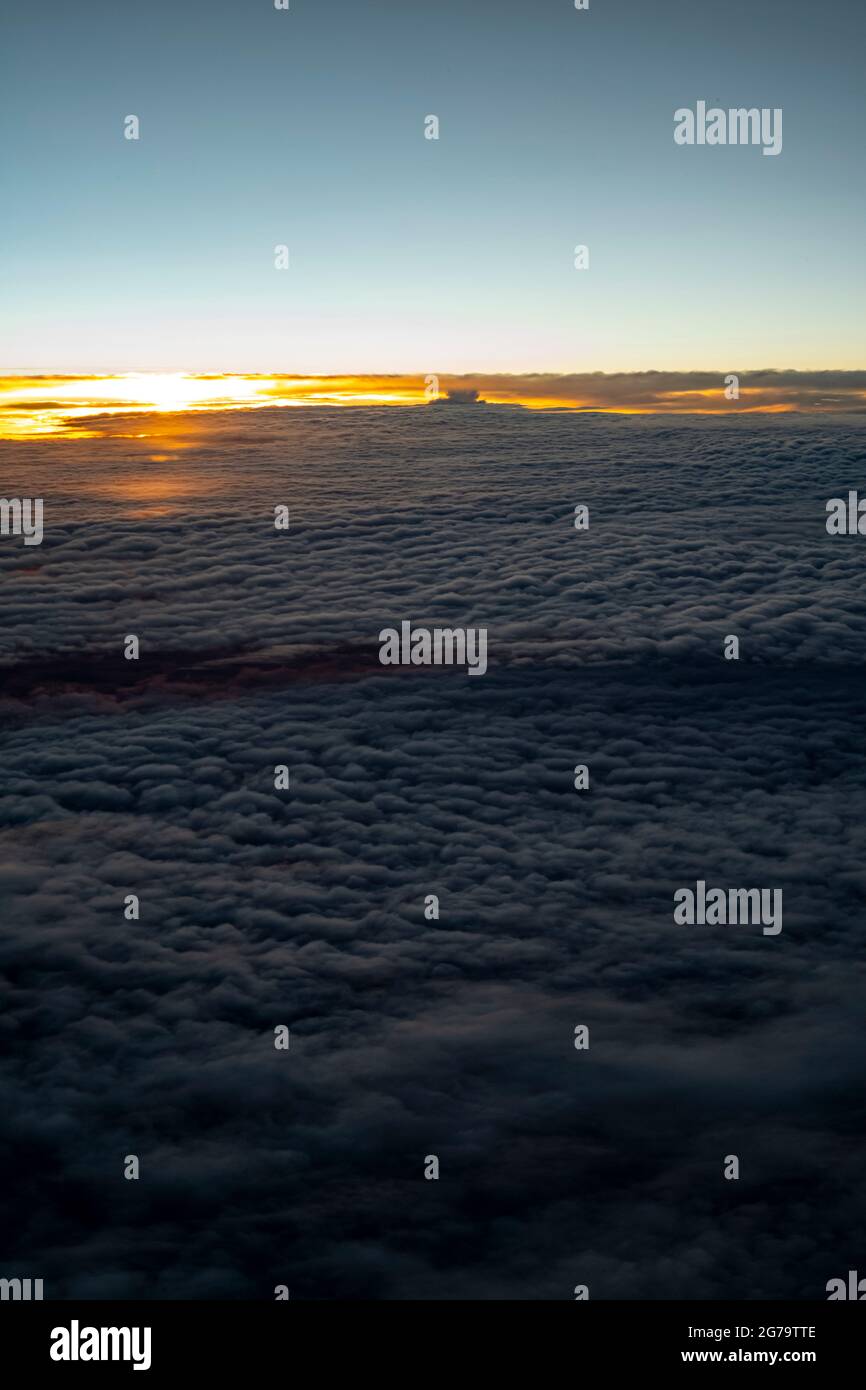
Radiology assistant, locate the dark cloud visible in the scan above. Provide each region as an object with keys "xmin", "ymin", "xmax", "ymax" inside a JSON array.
[
  {"xmin": 430, "ymin": 388, "xmax": 485, "ymax": 406},
  {"xmin": 1, "ymin": 409, "xmax": 864, "ymax": 1299}
]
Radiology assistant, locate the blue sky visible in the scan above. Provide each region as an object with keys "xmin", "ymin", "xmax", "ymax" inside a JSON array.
[{"xmin": 3, "ymin": 0, "xmax": 864, "ymax": 371}]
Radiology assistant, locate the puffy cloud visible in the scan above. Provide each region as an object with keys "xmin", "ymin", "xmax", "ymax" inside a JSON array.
[
  {"xmin": 430, "ymin": 388, "xmax": 484, "ymax": 406},
  {"xmin": 0, "ymin": 409, "xmax": 863, "ymax": 1298}
]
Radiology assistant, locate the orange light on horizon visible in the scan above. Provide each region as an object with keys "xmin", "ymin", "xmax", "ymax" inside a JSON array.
[
  {"xmin": 0, "ymin": 373, "xmax": 430, "ymax": 439},
  {"xmin": 0, "ymin": 372, "xmax": 858, "ymax": 440}
]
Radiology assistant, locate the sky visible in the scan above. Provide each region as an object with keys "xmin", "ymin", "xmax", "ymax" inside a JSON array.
[{"xmin": 3, "ymin": 0, "xmax": 865, "ymax": 374}]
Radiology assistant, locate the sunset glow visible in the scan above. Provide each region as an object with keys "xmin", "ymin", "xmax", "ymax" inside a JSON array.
[
  {"xmin": 0, "ymin": 374, "xmax": 425, "ymax": 440},
  {"xmin": 2, "ymin": 373, "xmax": 861, "ymax": 441}
]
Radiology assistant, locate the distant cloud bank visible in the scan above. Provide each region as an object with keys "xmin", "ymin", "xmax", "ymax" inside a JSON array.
[
  {"xmin": 1, "ymin": 369, "xmax": 864, "ymax": 439},
  {"xmin": 436, "ymin": 370, "xmax": 866, "ymax": 413}
]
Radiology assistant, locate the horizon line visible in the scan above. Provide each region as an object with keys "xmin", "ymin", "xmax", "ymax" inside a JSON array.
[{"xmin": 2, "ymin": 370, "xmax": 865, "ymax": 441}]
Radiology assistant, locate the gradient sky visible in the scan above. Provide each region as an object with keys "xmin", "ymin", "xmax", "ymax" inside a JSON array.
[{"xmin": 3, "ymin": 0, "xmax": 864, "ymax": 372}]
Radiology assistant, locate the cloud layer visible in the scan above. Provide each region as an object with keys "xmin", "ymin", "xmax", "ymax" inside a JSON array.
[{"xmin": 1, "ymin": 408, "xmax": 864, "ymax": 1298}]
